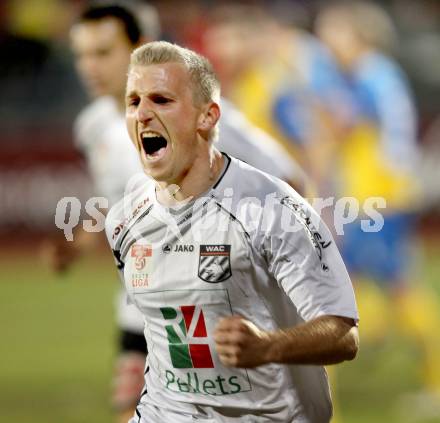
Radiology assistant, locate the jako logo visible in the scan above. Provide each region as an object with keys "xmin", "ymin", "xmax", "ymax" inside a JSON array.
[
  {"xmin": 160, "ymin": 305, "xmax": 214, "ymax": 369},
  {"xmin": 174, "ymin": 244, "xmax": 194, "ymax": 253}
]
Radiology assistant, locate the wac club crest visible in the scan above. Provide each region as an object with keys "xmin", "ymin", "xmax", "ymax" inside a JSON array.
[{"xmin": 198, "ymin": 245, "xmax": 232, "ymax": 283}]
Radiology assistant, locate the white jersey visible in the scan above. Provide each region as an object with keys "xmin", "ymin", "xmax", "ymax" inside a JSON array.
[
  {"xmin": 106, "ymin": 154, "xmax": 358, "ymax": 423},
  {"xmin": 75, "ymin": 96, "xmax": 306, "ymax": 334}
]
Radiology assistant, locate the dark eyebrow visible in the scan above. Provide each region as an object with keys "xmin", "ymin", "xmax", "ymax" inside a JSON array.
[
  {"xmin": 125, "ymin": 90, "xmax": 138, "ymax": 99},
  {"xmin": 150, "ymin": 92, "xmax": 173, "ymax": 99},
  {"xmin": 125, "ymin": 90, "xmax": 176, "ymax": 102},
  {"xmin": 149, "ymin": 90, "xmax": 175, "ymax": 99}
]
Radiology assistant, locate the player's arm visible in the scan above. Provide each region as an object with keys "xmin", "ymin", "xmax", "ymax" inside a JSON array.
[
  {"xmin": 41, "ymin": 226, "xmax": 105, "ymax": 273},
  {"xmin": 214, "ymin": 314, "xmax": 358, "ymax": 368},
  {"xmin": 214, "ymin": 188, "xmax": 359, "ymax": 369}
]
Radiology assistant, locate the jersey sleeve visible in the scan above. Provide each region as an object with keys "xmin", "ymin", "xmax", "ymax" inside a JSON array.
[
  {"xmin": 105, "ymin": 203, "xmax": 127, "ymax": 286},
  {"xmin": 258, "ymin": 190, "xmax": 358, "ymax": 322},
  {"xmin": 104, "ymin": 174, "xmax": 153, "ymax": 287},
  {"xmin": 217, "ymin": 98, "xmax": 306, "ymax": 185}
]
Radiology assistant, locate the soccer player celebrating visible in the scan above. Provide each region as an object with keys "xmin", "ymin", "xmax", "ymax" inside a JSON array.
[
  {"xmin": 106, "ymin": 41, "xmax": 359, "ymax": 423},
  {"xmin": 46, "ymin": 2, "xmax": 307, "ymax": 422}
]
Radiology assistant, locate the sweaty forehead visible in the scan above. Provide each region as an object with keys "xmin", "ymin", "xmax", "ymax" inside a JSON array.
[{"xmin": 126, "ymin": 63, "xmax": 191, "ymax": 94}]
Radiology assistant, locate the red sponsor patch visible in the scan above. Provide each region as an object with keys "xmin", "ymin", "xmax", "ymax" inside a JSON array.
[{"xmin": 131, "ymin": 244, "xmax": 152, "ymax": 271}]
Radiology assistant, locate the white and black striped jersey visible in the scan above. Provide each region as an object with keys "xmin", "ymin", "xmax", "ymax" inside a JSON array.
[
  {"xmin": 75, "ymin": 96, "xmax": 306, "ymax": 336},
  {"xmin": 106, "ymin": 154, "xmax": 358, "ymax": 423}
]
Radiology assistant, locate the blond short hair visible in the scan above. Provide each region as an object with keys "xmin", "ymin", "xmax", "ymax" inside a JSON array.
[
  {"xmin": 130, "ymin": 41, "xmax": 220, "ymax": 142},
  {"xmin": 130, "ymin": 41, "xmax": 221, "ymax": 106}
]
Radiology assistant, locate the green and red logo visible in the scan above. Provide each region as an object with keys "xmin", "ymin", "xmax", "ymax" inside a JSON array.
[{"xmin": 160, "ymin": 305, "xmax": 214, "ymax": 369}]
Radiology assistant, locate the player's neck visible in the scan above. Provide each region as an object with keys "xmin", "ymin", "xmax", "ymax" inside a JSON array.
[{"xmin": 155, "ymin": 148, "xmax": 224, "ymax": 206}]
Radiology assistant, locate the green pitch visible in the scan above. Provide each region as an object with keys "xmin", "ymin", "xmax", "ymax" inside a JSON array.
[
  {"xmin": 0, "ymin": 253, "xmax": 117, "ymax": 423},
  {"xmin": 0, "ymin": 244, "xmax": 439, "ymax": 423}
]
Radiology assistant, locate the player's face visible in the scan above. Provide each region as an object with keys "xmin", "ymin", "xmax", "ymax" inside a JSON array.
[
  {"xmin": 70, "ymin": 18, "xmax": 133, "ymax": 99},
  {"xmin": 125, "ymin": 62, "xmax": 207, "ymax": 185},
  {"xmin": 316, "ymin": 16, "xmax": 359, "ymax": 70}
]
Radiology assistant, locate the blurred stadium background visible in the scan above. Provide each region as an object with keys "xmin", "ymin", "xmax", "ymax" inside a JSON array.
[{"xmin": 0, "ymin": 0, "xmax": 439, "ymax": 422}]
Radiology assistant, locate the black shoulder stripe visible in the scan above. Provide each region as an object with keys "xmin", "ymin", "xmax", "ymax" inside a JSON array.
[
  {"xmin": 214, "ymin": 201, "xmax": 250, "ymax": 240},
  {"xmin": 112, "ymin": 249, "xmax": 124, "ymax": 270},
  {"xmin": 213, "ymin": 152, "xmax": 231, "ymax": 189},
  {"xmin": 115, "ymin": 204, "xmax": 154, "ymax": 251}
]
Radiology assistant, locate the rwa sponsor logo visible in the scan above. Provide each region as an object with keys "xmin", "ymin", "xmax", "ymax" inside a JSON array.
[
  {"xmin": 160, "ymin": 304, "xmax": 249, "ymax": 396},
  {"xmin": 161, "ymin": 305, "xmax": 214, "ymax": 369}
]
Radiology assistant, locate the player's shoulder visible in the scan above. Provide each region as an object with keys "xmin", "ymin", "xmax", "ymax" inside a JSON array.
[
  {"xmin": 215, "ymin": 154, "xmax": 305, "ymax": 218},
  {"xmin": 74, "ymin": 96, "xmax": 119, "ymax": 149},
  {"xmin": 225, "ymin": 154, "xmax": 295, "ymax": 194},
  {"xmin": 105, "ymin": 174, "xmax": 155, "ymax": 247},
  {"xmin": 218, "ymin": 155, "xmax": 331, "ymax": 250}
]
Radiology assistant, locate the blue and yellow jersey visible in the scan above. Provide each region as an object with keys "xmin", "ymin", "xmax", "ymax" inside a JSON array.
[
  {"xmin": 229, "ymin": 32, "xmax": 339, "ymax": 161},
  {"xmin": 273, "ymin": 34, "xmax": 352, "ymax": 145},
  {"xmin": 230, "ymin": 57, "xmax": 299, "ymax": 159},
  {"xmin": 339, "ymin": 52, "xmax": 420, "ymax": 211}
]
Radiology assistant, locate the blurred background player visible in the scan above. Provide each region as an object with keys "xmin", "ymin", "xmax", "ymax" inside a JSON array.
[
  {"xmin": 315, "ymin": 0, "xmax": 440, "ymax": 410},
  {"xmin": 62, "ymin": 2, "xmax": 157, "ymax": 422},
  {"xmin": 202, "ymin": 3, "xmax": 347, "ymax": 197},
  {"xmin": 45, "ymin": 1, "xmax": 306, "ymax": 422}
]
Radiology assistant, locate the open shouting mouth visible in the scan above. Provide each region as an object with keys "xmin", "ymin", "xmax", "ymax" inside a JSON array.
[{"xmin": 141, "ymin": 132, "xmax": 168, "ymax": 160}]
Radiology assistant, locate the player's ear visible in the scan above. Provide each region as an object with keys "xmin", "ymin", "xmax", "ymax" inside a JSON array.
[{"xmin": 198, "ymin": 102, "xmax": 220, "ymax": 138}]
